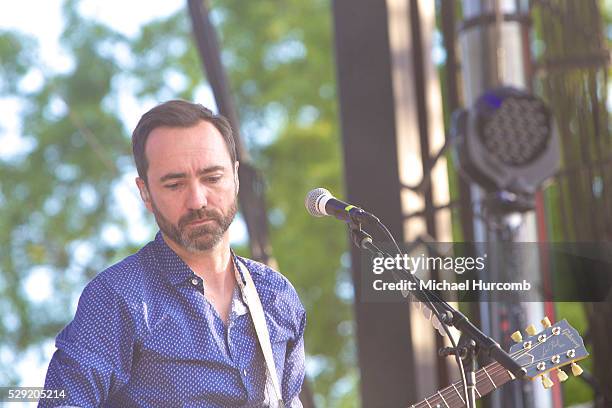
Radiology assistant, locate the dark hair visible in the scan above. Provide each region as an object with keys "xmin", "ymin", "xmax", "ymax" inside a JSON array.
[{"xmin": 131, "ymin": 100, "xmax": 237, "ymax": 183}]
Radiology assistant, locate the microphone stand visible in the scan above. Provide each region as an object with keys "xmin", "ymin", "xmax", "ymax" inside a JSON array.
[
  {"xmin": 439, "ymin": 334, "xmax": 478, "ymax": 407},
  {"xmin": 348, "ymin": 219, "xmax": 380, "ymax": 254},
  {"xmin": 346, "ymin": 215, "xmax": 526, "ymax": 408}
]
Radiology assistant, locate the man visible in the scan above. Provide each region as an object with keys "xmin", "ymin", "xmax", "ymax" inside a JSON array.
[{"xmin": 40, "ymin": 100, "xmax": 306, "ymax": 407}]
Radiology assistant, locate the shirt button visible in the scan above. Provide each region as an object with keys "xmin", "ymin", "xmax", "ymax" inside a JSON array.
[
  {"xmin": 191, "ymin": 278, "xmax": 199, "ymax": 286},
  {"xmin": 243, "ymin": 369, "xmax": 247, "ymax": 376}
]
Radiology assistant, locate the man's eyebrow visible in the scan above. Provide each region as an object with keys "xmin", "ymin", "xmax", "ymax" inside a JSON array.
[
  {"xmin": 159, "ymin": 166, "xmax": 226, "ymax": 183},
  {"xmin": 197, "ymin": 166, "xmax": 225, "ymax": 176},
  {"xmin": 159, "ymin": 172, "xmax": 186, "ymax": 183}
]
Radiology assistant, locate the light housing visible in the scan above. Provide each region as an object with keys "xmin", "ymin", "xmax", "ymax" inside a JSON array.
[{"xmin": 452, "ymin": 87, "xmax": 560, "ymax": 199}]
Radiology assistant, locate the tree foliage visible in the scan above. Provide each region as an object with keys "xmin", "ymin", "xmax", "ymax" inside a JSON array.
[
  {"xmin": 0, "ymin": 0, "xmax": 136, "ymax": 383},
  {"xmin": 0, "ymin": 0, "xmax": 355, "ymax": 403}
]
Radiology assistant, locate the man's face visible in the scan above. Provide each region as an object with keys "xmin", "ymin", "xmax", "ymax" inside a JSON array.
[{"xmin": 136, "ymin": 121, "xmax": 239, "ymax": 252}]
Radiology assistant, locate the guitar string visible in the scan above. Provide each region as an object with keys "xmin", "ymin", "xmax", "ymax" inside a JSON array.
[
  {"xmin": 415, "ymin": 359, "xmax": 514, "ymax": 408},
  {"xmin": 412, "ymin": 327, "xmax": 578, "ymax": 408},
  {"xmin": 421, "ymin": 328, "xmax": 579, "ymax": 408},
  {"xmin": 414, "ymin": 349, "xmax": 521, "ymax": 408},
  {"xmin": 424, "ymin": 329, "xmax": 576, "ymax": 408}
]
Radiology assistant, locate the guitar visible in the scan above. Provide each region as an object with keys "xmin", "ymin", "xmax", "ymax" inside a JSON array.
[{"xmin": 407, "ymin": 317, "xmax": 589, "ymax": 408}]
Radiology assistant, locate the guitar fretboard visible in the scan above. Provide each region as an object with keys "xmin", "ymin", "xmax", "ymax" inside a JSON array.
[{"xmin": 407, "ymin": 361, "xmax": 513, "ymax": 408}]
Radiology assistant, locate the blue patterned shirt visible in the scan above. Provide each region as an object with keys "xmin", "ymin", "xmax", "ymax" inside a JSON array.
[{"xmin": 40, "ymin": 232, "xmax": 306, "ymax": 407}]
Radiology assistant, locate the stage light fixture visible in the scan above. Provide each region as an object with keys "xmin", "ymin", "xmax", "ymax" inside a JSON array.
[{"xmin": 452, "ymin": 87, "xmax": 560, "ymax": 210}]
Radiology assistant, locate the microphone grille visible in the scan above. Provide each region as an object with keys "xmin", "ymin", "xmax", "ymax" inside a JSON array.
[{"xmin": 305, "ymin": 188, "xmax": 331, "ymax": 217}]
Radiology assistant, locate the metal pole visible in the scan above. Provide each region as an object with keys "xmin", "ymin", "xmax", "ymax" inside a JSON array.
[
  {"xmin": 407, "ymin": 0, "xmax": 451, "ymax": 389},
  {"xmin": 457, "ymin": 1, "xmax": 553, "ymax": 407},
  {"xmin": 187, "ymin": 0, "xmax": 272, "ymax": 265},
  {"xmin": 332, "ymin": 0, "xmax": 418, "ymax": 405}
]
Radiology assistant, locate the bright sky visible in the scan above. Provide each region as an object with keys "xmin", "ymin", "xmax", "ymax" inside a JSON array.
[
  {"xmin": 0, "ymin": 0, "xmax": 248, "ymax": 392},
  {"xmin": 0, "ymin": 0, "xmax": 184, "ymax": 69},
  {"xmin": 0, "ymin": 0, "xmax": 213, "ymax": 150},
  {"xmin": 0, "ymin": 0, "xmax": 246, "ymax": 243}
]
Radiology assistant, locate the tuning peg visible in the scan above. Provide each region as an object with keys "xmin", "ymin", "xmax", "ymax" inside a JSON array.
[
  {"xmin": 541, "ymin": 375, "xmax": 554, "ymax": 389},
  {"xmin": 526, "ymin": 324, "xmax": 537, "ymax": 336},
  {"xmin": 556, "ymin": 369, "xmax": 569, "ymax": 382},
  {"xmin": 511, "ymin": 331, "xmax": 523, "ymax": 343},
  {"xmin": 541, "ymin": 316, "xmax": 552, "ymax": 328},
  {"xmin": 571, "ymin": 363, "xmax": 583, "ymax": 377}
]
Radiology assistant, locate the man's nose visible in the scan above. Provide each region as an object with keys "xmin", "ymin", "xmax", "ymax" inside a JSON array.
[{"xmin": 186, "ymin": 182, "xmax": 208, "ymax": 210}]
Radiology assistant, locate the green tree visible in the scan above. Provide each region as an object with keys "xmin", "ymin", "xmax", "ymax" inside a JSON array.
[
  {"xmin": 0, "ymin": 0, "xmax": 356, "ymax": 404},
  {"xmin": 0, "ymin": 0, "xmax": 139, "ymax": 385}
]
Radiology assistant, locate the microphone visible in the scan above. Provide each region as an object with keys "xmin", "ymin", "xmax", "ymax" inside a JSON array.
[{"xmin": 305, "ymin": 188, "xmax": 379, "ymax": 224}]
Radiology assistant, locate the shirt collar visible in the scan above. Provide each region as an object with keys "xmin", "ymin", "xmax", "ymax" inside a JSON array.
[
  {"xmin": 151, "ymin": 231, "xmax": 263, "ymax": 286},
  {"xmin": 152, "ymin": 231, "xmax": 196, "ymax": 286}
]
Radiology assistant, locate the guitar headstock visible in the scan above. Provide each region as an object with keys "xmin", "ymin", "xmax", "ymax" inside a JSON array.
[{"xmin": 509, "ymin": 317, "xmax": 588, "ymax": 388}]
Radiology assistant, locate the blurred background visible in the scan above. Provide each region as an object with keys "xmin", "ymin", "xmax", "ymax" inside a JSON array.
[{"xmin": 0, "ymin": 0, "xmax": 610, "ymax": 407}]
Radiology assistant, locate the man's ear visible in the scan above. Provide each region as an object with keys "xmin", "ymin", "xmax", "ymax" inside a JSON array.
[
  {"xmin": 135, "ymin": 177, "xmax": 153, "ymax": 213},
  {"xmin": 234, "ymin": 161, "xmax": 240, "ymax": 196}
]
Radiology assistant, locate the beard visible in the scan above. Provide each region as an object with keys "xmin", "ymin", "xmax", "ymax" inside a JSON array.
[{"xmin": 150, "ymin": 195, "xmax": 238, "ymax": 253}]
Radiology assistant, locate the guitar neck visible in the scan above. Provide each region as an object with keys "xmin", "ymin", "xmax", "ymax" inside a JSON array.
[{"xmin": 408, "ymin": 361, "xmax": 514, "ymax": 408}]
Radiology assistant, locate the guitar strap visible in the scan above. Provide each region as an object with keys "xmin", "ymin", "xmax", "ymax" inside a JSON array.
[{"xmin": 232, "ymin": 255, "xmax": 285, "ymax": 408}]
